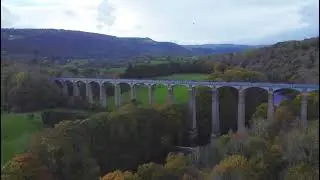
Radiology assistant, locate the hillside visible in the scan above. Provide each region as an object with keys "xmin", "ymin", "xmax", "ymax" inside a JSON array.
[
  {"xmin": 1, "ymin": 29, "xmax": 193, "ymax": 61},
  {"xmin": 1, "ymin": 29, "xmax": 259, "ymax": 61},
  {"xmin": 183, "ymin": 44, "xmax": 263, "ymax": 55},
  {"xmin": 205, "ymin": 37, "xmax": 319, "ymax": 84}
]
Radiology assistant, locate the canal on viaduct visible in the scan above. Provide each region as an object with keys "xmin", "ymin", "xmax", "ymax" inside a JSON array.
[{"xmin": 53, "ymin": 77, "xmax": 319, "ymax": 137}]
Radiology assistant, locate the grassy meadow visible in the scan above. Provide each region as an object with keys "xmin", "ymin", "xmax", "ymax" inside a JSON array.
[
  {"xmin": 103, "ymin": 73, "xmax": 210, "ymax": 110},
  {"xmin": 1, "ymin": 113, "xmax": 43, "ymax": 166}
]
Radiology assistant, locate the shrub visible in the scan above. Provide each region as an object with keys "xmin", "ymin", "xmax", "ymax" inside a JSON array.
[
  {"xmin": 41, "ymin": 109, "xmax": 91, "ymax": 127},
  {"xmin": 101, "ymin": 170, "xmax": 133, "ymax": 180},
  {"xmin": 1, "ymin": 152, "xmax": 55, "ymax": 180},
  {"xmin": 212, "ymin": 155, "xmax": 250, "ymax": 180},
  {"xmin": 285, "ymin": 163, "xmax": 319, "ymax": 180}
]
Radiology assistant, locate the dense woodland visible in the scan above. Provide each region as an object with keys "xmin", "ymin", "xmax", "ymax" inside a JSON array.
[
  {"xmin": 202, "ymin": 38, "xmax": 319, "ymax": 84},
  {"xmin": 1, "ymin": 37, "xmax": 319, "ymax": 179}
]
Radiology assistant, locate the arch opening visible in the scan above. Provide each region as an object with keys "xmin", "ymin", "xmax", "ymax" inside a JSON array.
[
  {"xmin": 89, "ymin": 81, "xmax": 100, "ymax": 103},
  {"xmin": 54, "ymin": 80, "xmax": 63, "ymax": 88},
  {"xmin": 152, "ymin": 83, "xmax": 168, "ymax": 105},
  {"xmin": 63, "ymin": 80, "xmax": 73, "ymax": 96},
  {"xmin": 218, "ymin": 86, "xmax": 239, "ymax": 133},
  {"xmin": 118, "ymin": 82, "xmax": 131, "ymax": 106},
  {"xmin": 77, "ymin": 81, "xmax": 87, "ymax": 100},
  {"xmin": 244, "ymin": 87, "xmax": 268, "ymax": 127}
]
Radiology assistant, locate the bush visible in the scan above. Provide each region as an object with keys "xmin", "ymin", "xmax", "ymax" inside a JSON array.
[
  {"xmin": 7, "ymin": 72, "xmax": 66, "ymax": 112},
  {"xmin": 285, "ymin": 163, "xmax": 319, "ymax": 180},
  {"xmin": 30, "ymin": 120, "xmax": 100, "ymax": 180},
  {"xmin": 101, "ymin": 170, "xmax": 133, "ymax": 180},
  {"xmin": 41, "ymin": 109, "xmax": 91, "ymax": 127},
  {"xmin": 211, "ymin": 155, "xmax": 250, "ymax": 180},
  {"xmin": 1, "ymin": 152, "xmax": 55, "ymax": 180}
]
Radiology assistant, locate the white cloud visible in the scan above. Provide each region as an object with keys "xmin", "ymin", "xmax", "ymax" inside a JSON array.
[{"xmin": 1, "ymin": 0, "xmax": 319, "ymax": 44}]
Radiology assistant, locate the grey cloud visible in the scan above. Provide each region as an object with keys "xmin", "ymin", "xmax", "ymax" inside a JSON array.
[
  {"xmin": 64, "ymin": 10, "xmax": 76, "ymax": 17},
  {"xmin": 249, "ymin": 2, "xmax": 319, "ymax": 45},
  {"xmin": 299, "ymin": 3, "xmax": 319, "ymax": 26},
  {"xmin": 1, "ymin": 5, "xmax": 19, "ymax": 27},
  {"xmin": 96, "ymin": 0, "xmax": 116, "ymax": 30}
]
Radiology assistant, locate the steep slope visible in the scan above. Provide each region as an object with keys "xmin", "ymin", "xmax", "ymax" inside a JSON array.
[
  {"xmin": 205, "ymin": 38, "xmax": 319, "ymax": 84},
  {"xmin": 1, "ymin": 29, "xmax": 193, "ymax": 60}
]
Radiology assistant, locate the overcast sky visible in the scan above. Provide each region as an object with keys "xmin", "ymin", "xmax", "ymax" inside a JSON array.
[{"xmin": 1, "ymin": 0, "xmax": 319, "ymax": 45}]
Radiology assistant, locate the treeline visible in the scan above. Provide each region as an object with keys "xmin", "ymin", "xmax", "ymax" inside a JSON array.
[
  {"xmin": 202, "ymin": 37, "xmax": 319, "ymax": 84},
  {"xmin": 120, "ymin": 61, "xmax": 213, "ymax": 78}
]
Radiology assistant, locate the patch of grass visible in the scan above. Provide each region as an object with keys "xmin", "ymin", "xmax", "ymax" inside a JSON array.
[
  {"xmin": 1, "ymin": 113, "xmax": 43, "ymax": 166},
  {"xmin": 154, "ymin": 73, "xmax": 210, "ymax": 80},
  {"xmin": 103, "ymin": 73, "xmax": 209, "ymax": 110},
  {"xmin": 104, "ymin": 67, "xmax": 126, "ymax": 73}
]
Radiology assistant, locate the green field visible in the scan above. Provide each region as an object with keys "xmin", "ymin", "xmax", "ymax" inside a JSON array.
[
  {"xmin": 104, "ymin": 73, "xmax": 209, "ymax": 110},
  {"xmin": 1, "ymin": 113, "xmax": 43, "ymax": 166},
  {"xmin": 104, "ymin": 67, "xmax": 126, "ymax": 73},
  {"xmin": 154, "ymin": 73, "xmax": 210, "ymax": 80}
]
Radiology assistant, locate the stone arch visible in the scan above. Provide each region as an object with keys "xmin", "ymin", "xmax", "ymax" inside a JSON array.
[
  {"xmin": 76, "ymin": 80, "xmax": 86, "ymax": 100},
  {"xmin": 217, "ymin": 86, "xmax": 239, "ymax": 133},
  {"xmin": 273, "ymin": 88, "xmax": 301, "ymax": 107},
  {"xmin": 88, "ymin": 81, "xmax": 100, "ymax": 103},
  {"xmin": 244, "ymin": 87, "xmax": 269, "ymax": 126},
  {"xmin": 64, "ymin": 80, "xmax": 74, "ymax": 96},
  {"xmin": 53, "ymin": 80, "xmax": 63, "ymax": 88},
  {"xmin": 132, "ymin": 82, "xmax": 151, "ymax": 105},
  {"xmin": 117, "ymin": 82, "xmax": 131, "ymax": 105},
  {"xmin": 169, "ymin": 83, "xmax": 190, "ymax": 104},
  {"xmin": 151, "ymin": 83, "xmax": 169, "ymax": 105},
  {"xmin": 99, "ymin": 81, "xmax": 113, "ymax": 108}
]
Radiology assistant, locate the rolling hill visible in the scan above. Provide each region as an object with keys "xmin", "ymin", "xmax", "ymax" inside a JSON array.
[
  {"xmin": 204, "ymin": 37, "xmax": 319, "ymax": 84},
  {"xmin": 183, "ymin": 44, "xmax": 263, "ymax": 55},
  {"xmin": 1, "ymin": 28, "xmax": 259, "ymax": 61}
]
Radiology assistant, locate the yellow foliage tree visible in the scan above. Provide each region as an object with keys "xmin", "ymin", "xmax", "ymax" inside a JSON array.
[
  {"xmin": 211, "ymin": 155, "xmax": 250, "ymax": 179},
  {"xmin": 1, "ymin": 152, "xmax": 54, "ymax": 180},
  {"xmin": 285, "ymin": 163, "xmax": 319, "ymax": 180},
  {"xmin": 101, "ymin": 170, "xmax": 133, "ymax": 180}
]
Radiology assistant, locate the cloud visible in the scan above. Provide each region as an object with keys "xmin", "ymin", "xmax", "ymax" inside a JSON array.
[
  {"xmin": 96, "ymin": 0, "xmax": 116, "ymax": 30},
  {"xmin": 1, "ymin": 5, "xmax": 20, "ymax": 27},
  {"xmin": 1, "ymin": 0, "xmax": 319, "ymax": 44},
  {"xmin": 64, "ymin": 10, "xmax": 76, "ymax": 17},
  {"xmin": 250, "ymin": 0, "xmax": 319, "ymax": 44}
]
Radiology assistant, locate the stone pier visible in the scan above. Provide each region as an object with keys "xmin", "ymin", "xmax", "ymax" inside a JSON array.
[
  {"xmin": 267, "ymin": 90, "xmax": 274, "ymax": 121},
  {"xmin": 301, "ymin": 92, "xmax": 308, "ymax": 128},
  {"xmin": 211, "ymin": 87, "xmax": 220, "ymax": 137},
  {"xmin": 167, "ymin": 86, "xmax": 174, "ymax": 104},
  {"xmin": 114, "ymin": 84, "xmax": 121, "ymax": 108},
  {"xmin": 148, "ymin": 85, "xmax": 154, "ymax": 105},
  {"xmin": 73, "ymin": 82, "xmax": 80, "ymax": 97},
  {"xmin": 100, "ymin": 84, "xmax": 107, "ymax": 107},
  {"xmin": 237, "ymin": 88, "xmax": 246, "ymax": 133},
  {"xmin": 86, "ymin": 83, "xmax": 93, "ymax": 104}
]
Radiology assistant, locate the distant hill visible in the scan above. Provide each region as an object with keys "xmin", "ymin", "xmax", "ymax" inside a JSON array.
[
  {"xmin": 183, "ymin": 44, "xmax": 263, "ymax": 55},
  {"xmin": 1, "ymin": 29, "xmax": 193, "ymax": 61},
  {"xmin": 205, "ymin": 37, "xmax": 319, "ymax": 84},
  {"xmin": 1, "ymin": 29, "xmax": 259, "ymax": 61}
]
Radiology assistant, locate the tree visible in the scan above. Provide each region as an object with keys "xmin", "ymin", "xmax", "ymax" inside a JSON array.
[
  {"xmin": 1, "ymin": 152, "xmax": 55, "ymax": 180},
  {"xmin": 30, "ymin": 120, "xmax": 100, "ymax": 180},
  {"xmin": 7, "ymin": 72, "xmax": 66, "ymax": 112}
]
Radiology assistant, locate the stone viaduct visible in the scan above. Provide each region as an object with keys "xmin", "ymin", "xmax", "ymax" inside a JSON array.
[{"xmin": 53, "ymin": 77, "xmax": 319, "ymax": 137}]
